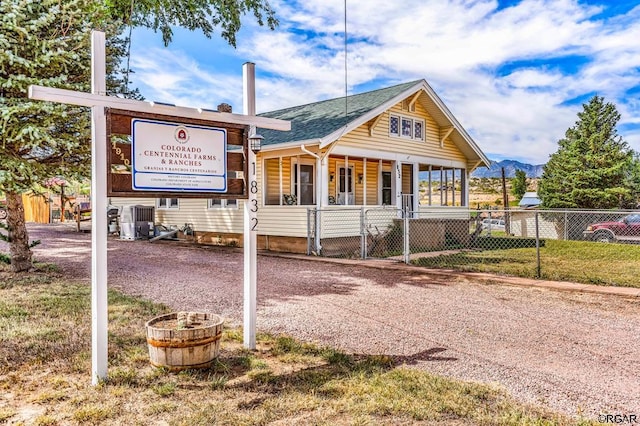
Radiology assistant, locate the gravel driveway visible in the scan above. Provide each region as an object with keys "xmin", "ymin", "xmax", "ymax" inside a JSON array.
[{"xmin": 5, "ymin": 223, "xmax": 640, "ymax": 419}]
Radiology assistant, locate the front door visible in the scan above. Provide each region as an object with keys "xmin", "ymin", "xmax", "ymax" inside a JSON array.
[{"xmin": 338, "ymin": 166, "xmax": 354, "ymax": 205}]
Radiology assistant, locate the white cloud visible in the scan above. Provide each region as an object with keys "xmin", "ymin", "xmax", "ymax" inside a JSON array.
[{"xmin": 129, "ymin": 0, "xmax": 640, "ymax": 163}]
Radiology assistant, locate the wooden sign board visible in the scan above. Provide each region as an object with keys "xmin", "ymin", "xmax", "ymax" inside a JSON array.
[{"xmin": 106, "ymin": 108, "xmax": 248, "ymax": 199}]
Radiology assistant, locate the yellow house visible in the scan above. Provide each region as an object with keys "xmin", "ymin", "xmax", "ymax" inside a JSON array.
[{"xmin": 109, "ymin": 80, "xmax": 489, "ymax": 253}]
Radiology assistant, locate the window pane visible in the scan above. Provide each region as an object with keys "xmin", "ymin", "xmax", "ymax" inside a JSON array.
[
  {"xmin": 339, "ymin": 167, "xmax": 353, "ymax": 193},
  {"xmin": 227, "ymin": 199, "xmax": 237, "ymax": 207},
  {"xmin": 169, "ymin": 198, "xmax": 178, "ymax": 208},
  {"xmin": 382, "ymin": 171, "xmax": 392, "ymax": 205},
  {"xmin": 401, "ymin": 118, "xmax": 412, "ymax": 137},
  {"xmin": 389, "ymin": 116, "xmax": 399, "ymax": 135},
  {"xmin": 210, "ymin": 199, "xmax": 222, "ymax": 208},
  {"xmin": 414, "ymin": 121, "xmax": 423, "ymax": 140},
  {"xmin": 158, "ymin": 198, "xmax": 167, "ymax": 208},
  {"xmin": 382, "ymin": 189, "xmax": 392, "ymax": 205}
]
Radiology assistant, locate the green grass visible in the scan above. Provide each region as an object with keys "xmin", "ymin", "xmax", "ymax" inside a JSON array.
[
  {"xmin": 413, "ymin": 239, "xmax": 640, "ymax": 288},
  {"xmin": 0, "ymin": 266, "xmax": 598, "ymax": 425}
]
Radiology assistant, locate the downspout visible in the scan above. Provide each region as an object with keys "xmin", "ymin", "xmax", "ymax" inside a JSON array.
[{"xmin": 301, "ymin": 144, "xmax": 322, "ymax": 254}]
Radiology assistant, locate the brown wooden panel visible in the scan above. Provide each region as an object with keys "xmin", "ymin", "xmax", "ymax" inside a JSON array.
[{"xmin": 110, "ymin": 114, "xmax": 132, "ymax": 135}]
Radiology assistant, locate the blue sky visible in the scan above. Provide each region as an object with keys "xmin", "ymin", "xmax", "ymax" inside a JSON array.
[{"xmin": 127, "ymin": 0, "xmax": 640, "ymax": 165}]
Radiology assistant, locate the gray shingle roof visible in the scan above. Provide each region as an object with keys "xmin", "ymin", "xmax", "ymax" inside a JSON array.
[{"xmin": 257, "ymin": 80, "xmax": 421, "ymax": 146}]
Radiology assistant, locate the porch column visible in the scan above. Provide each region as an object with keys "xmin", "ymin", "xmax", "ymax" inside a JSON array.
[
  {"xmin": 428, "ymin": 165, "xmax": 432, "ymax": 206},
  {"xmin": 278, "ymin": 156, "xmax": 283, "ymax": 205},
  {"xmin": 462, "ymin": 169, "xmax": 468, "ymax": 207},
  {"xmin": 378, "ymin": 159, "xmax": 383, "ymax": 204},
  {"xmin": 393, "ymin": 160, "xmax": 402, "ymax": 213},
  {"xmin": 452, "ymin": 169, "xmax": 456, "ymax": 207},
  {"xmin": 345, "ymin": 155, "xmax": 349, "ymax": 205},
  {"xmin": 295, "ymin": 155, "xmax": 300, "ymax": 205},
  {"xmin": 412, "ymin": 163, "xmax": 419, "ymax": 212},
  {"xmin": 362, "ymin": 158, "xmax": 367, "ymax": 206},
  {"xmin": 440, "ymin": 167, "xmax": 444, "ymax": 205},
  {"xmin": 319, "ymin": 156, "xmax": 328, "ymax": 206}
]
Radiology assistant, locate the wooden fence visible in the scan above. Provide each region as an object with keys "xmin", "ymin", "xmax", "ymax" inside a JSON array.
[{"xmin": 22, "ymin": 194, "xmax": 50, "ymax": 224}]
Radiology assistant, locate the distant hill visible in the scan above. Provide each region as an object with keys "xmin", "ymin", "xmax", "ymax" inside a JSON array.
[{"xmin": 471, "ymin": 160, "xmax": 544, "ymax": 178}]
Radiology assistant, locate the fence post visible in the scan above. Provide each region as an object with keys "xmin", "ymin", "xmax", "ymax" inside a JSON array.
[
  {"xmin": 564, "ymin": 211, "xmax": 568, "ymax": 240},
  {"xmin": 403, "ymin": 210, "xmax": 410, "ymax": 264},
  {"xmin": 360, "ymin": 207, "xmax": 366, "ymax": 259},
  {"xmin": 535, "ymin": 211, "xmax": 541, "ymax": 278},
  {"xmin": 306, "ymin": 208, "xmax": 311, "ymax": 255},
  {"xmin": 315, "ymin": 208, "xmax": 322, "ymax": 255}
]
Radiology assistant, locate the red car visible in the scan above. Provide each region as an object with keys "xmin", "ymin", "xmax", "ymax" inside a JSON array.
[{"xmin": 583, "ymin": 214, "xmax": 640, "ymax": 243}]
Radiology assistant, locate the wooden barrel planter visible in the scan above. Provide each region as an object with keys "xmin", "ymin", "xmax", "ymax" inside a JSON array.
[{"xmin": 145, "ymin": 312, "xmax": 224, "ymax": 371}]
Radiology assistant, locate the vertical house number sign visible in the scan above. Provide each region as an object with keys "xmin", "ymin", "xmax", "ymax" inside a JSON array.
[{"xmin": 250, "ymin": 160, "xmax": 258, "ymax": 231}]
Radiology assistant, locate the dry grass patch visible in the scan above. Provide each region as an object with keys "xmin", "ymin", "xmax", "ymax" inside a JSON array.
[{"xmin": 0, "ymin": 266, "xmax": 597, "ymax": 425}]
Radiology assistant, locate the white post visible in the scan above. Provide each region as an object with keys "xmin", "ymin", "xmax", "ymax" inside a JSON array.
[
  {"xmin": 90, "ymin": 31, "xmax": 108, "ymax": 385},
  {"xmin": 320, "ymin": 157, "xmax": 329, "ymax": 206},
  {"xmin": 412, "ymin": 163, "xmax": 419, "ymax": 212},
  {"xmin": 278, "ymin": 157, "xmax": 283, "ymax": 205},
  {"xmin": 362, "ymin": 158, "xmax": 367, "ymax": 206},
  {"xmin": 344, "ymin": 155, "xmax": 349, "ymax": 205},
  {"xmin": 393, "ymin": 161, "xmax": 402, "ymax": 214},
  {"xmin": 243, "ymin": 62, "xmax": 258, "ymax": 350},
  {"xmin": 378, "ymin": 159, "xmax": 383, "ymax": 204},
  {"xmin": 428, "ymin": 165, "xmax": 432, "ymax": 206}
]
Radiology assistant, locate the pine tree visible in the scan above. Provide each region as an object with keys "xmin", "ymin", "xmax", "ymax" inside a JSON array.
[
  {"xmin": 511, "ymin": 169, "xmax": 527, "ymax": 201},
  {"xmin": 1, "ymin": 0, "xmax": 279, "ymax": 272},
  {"xmin": 539, "ymin": 96, "xmax": 635, "ymax": 210},
  {"xmin": 0, "ymin": 0, "xmax": 96, "ymax": 272}
]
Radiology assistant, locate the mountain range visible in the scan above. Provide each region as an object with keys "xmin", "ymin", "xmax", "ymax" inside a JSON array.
[{"xmin": 471, "ymin": 160, "xmax": 545, "ymax": 178}]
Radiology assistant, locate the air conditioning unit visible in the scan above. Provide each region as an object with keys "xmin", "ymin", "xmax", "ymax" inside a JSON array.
[{"xmin": 120, "ymin": 205, "xmax": 155, "ymax": 240}]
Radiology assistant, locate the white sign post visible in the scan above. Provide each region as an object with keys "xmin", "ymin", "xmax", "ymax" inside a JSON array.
[
  {"xmin": 243, "ymin": 62, "xmax": 258, "ymax": 350},
  {"xmin": 90, "ymin": 31, "xmax": 108, "ymax": 385},
  {"xmin": 28, "ymin": 31, "xmax": 289, "ymax": 383}
]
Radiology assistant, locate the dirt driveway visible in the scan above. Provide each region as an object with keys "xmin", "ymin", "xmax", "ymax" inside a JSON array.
[{"xmin": 8, "ymin": 223, "xmax": 640, "ymax": 419}]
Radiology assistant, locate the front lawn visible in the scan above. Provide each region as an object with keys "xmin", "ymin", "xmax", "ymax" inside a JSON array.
[
  {"xmin": 0, "ymin": 267, "xmax": 592, "ymax": 425},
  {"xmin": 413, "ymin": 239, "xmax": 640, "ymax": 288}
]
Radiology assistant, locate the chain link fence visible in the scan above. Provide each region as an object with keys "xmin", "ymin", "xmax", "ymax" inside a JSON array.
[{"xmin": 308, "ymin": 207, "xmax": 640, "ymax": 284}]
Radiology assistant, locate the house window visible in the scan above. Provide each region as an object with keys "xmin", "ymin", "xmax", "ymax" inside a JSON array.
[
  {"xmin": 389, "ymin": 114, "xmax": 424, "ymax": 140},
  {"xmin": 293, "ymin": 163, "xmax": 315, "ymax": 205},
  {"xmin": 389, "ymin": 115, "xmax": 399, "ymax": 136},
  {"xmin": 414, "ymin": 120, "xmax": 424, "ymax": 141},
  {"xmin": 157, "ymin": 198, "xmax": 178, "ymax": 209},
  {"xmin": 401, "ymin": 117, "xmax": 413, "ymax": 137},
  {"xmin": 381, "ymin": 171, "xmax": 392, "ymax": 205},
  {"xmin": 208, "ymin": 199, "xmax": 237, "ymax": 209}
]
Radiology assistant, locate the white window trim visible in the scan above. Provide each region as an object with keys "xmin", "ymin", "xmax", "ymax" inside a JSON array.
[
  {"xmin": 208, "ymin": 199, "xmax": 238, "ymax": 209},
  {"xmin": 291, "ymin": 158, "xmax": 316, "ymax": 205},
  {"xmin": 157, "ymin": 198, "xmax": 179, "ymax": 209},
  {"xmin": 389, "ymin": 113, "xmax": 425, "ymax": 141}
]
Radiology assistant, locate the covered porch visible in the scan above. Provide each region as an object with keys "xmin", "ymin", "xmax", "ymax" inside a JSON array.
[{"xmin": 261, "ymin": 152, "xmax": 469, "ymax": 212}]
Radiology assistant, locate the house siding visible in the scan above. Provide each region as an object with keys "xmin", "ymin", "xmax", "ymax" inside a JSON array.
[
  {"xmin": 109, "ymin": 197, "xmax": 245, "ymax": 234},
  {"xmin": 337, "ymin": 102, "xmax": 467, "ymax": 163}
]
